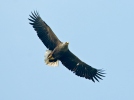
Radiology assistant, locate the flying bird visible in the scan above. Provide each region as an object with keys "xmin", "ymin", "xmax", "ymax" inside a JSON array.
[{"xmin": 29, "ymin": 11, "xmax": 105, "ymax": 82}]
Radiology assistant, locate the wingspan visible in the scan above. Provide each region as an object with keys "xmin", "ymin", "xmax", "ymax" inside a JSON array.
[
  {"xmin": 29, "ymin": 11, "xmax": 61, "ymax": 50},
  {"xmin": 60, "ymin": 50, "xmax": 105, "ymax": 82}
]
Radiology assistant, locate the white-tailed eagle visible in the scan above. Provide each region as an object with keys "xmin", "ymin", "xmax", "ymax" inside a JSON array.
[{"xmin": 29, "ymin": 11, "xmax": 105, "ymax": 82}]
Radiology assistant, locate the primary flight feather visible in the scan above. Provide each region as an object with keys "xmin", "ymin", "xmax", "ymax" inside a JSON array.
[{"xmin": 29, "ymin": 11, "xmax": 105, "ymax": 82}]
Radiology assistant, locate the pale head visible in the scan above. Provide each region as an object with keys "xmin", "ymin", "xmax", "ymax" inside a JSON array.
[
  {"xmin": 61, "ymin": 42, "xmax": 69, "ymax": 50},
  {"xmin": 65, "ymin": 42, "xmax": 69, "ymax": 45}
]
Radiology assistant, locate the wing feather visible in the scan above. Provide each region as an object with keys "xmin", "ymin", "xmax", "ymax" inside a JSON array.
[
  {"xmin": 29, "ymin": 11, "xmax": 61, "ymax": 50},
  {"xmin": 60, "ymin": 50, "xmax": 105, "ymax": 82}
]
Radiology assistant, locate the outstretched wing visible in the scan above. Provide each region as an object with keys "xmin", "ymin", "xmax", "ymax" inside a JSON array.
[
  {"xmin": 60, "ymin": 50, "xmax": 105, "ymax": 82},
  {"xmin": 29, "ymin": 11, "xmax": 61, "ymax": 50}
]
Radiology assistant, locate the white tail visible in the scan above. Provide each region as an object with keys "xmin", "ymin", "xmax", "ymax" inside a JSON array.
[{"xmin": 44, "ymin": 50, "xmax": 59, "ymax": 67}]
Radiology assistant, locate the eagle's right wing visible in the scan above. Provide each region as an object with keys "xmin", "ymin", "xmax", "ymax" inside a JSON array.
[
  {"xmin": 29, "ymin": 11, "xmax": 61, "ymax": 50},
  {"xmin": 60, "ymin": 50, "xmax": 105, "ymax": 82}
]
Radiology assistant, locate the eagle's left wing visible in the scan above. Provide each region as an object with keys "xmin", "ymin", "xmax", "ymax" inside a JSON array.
[
  {"xmin": 29, "ymin": 11, "xmax": 61, "ymax": 50},
  {"xmin": 60, "ymin": 50, "xmax": 105, "ymax": 82}
]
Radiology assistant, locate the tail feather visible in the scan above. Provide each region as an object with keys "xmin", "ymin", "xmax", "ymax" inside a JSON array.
[{"xmin": 44, "ymin": 50, "xmax": 59, "ymax": 67}]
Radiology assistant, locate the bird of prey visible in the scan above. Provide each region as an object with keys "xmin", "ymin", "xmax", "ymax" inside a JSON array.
[{"xmin": 29, "ymin": 11, "xmax": 105, "ymax": 82}]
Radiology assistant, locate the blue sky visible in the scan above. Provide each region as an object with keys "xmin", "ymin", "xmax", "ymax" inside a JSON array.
[{"xmin": 0, "ymin": 0, "xmax": 134, "ymax": 100}]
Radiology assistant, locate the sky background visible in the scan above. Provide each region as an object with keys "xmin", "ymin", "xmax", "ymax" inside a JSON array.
[{"xmin": 0, "ymin": 0, "xmax": 134, "ymax": 100}]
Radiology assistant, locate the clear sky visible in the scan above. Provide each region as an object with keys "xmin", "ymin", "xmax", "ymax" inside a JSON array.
[{"xmin": 0, "ymin": 0, "xmax": 134, "ymax": 100}]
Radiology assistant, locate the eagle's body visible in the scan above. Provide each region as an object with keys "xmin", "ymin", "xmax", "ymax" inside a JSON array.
[
  {"xmin": 51, "ymin": 42, "xmax": 69, "ymax": 60},
  {"xmin": 45, "ymin": 42, "xmax": 69, "ymax": 66},
  {"xmin": 29, "ymin": 11, "xmax": 105, "ymax": 82}
]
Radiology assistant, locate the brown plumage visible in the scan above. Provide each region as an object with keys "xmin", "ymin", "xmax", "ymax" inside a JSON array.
[{"xmin": 29, "ymin": 11, "xmax": 105, "ymax": 82}]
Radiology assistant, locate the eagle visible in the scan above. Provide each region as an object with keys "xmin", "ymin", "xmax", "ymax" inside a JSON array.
[{"xmin": 29, "ymin": 11, "xmax": 105, "ymax": 82}]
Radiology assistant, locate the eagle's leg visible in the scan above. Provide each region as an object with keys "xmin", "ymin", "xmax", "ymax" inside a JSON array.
[{"xmin": 48, "ymin": 54, "xmax": 55, "ymax": 60}]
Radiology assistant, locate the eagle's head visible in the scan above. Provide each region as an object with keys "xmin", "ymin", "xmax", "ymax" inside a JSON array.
[
  {"xmin": 61, "ymin": 42, "xmax": 69, "ymax": 50},
  {"xmin": 64, "ymin": 42, "xmax": 69, "ymax": 47},
  {"xmin": 65, "ymin": 42, "xmax": 69, "ymax": 45}
]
